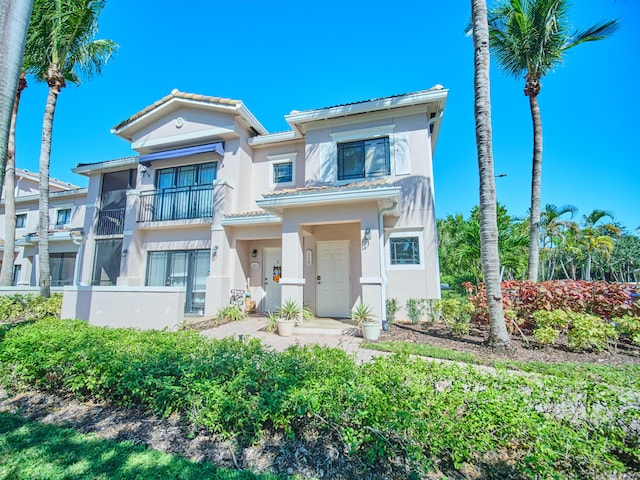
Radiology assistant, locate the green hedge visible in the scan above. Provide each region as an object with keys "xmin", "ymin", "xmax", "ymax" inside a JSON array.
[
  {"xmin": 1, "ymin": 319, "xmax": 638, "ymax": 478},
  {"xmin": 0, "ymin": 293, "xmax": 62, "ymax": 322}
]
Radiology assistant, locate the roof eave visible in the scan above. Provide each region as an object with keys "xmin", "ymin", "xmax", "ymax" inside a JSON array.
[
  {"xmin": 73, "ymin": 157, "xmax": 139, "ymax": 175},
  {"xmin": 285, "ymin": 89, "xmax": 449, "ymax": 131},
  {"xmin": 256, "ymin": 186, "xmax": 402, "ymax": 217}
]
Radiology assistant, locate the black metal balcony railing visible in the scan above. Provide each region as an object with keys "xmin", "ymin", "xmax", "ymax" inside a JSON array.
[
  {"xmin": 138, "ymin": 185, "xmax": 214, "ymax": 223},
  {"xmin": 95, "ymin": 208, "xmax": 125, "ymax": 235}
]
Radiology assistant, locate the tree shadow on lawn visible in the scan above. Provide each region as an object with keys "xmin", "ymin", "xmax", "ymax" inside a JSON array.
[{"xmin": 0, "ymin": 412, "xmax": 278, "ymax": 480}]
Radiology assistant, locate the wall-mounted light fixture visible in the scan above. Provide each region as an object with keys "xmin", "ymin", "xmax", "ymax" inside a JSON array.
[
  {"xmin": 121, "ymin": 249, "xmax": 128, "ymax": 258},
  {"xmin": 212, "ymin": 245, "xmax": 219, "ymax": 260},
  {"xmin": 251, "ymin": 249, "xmax": 258, "ymax": 258},
  {"xmin": 364, "ymin": 227, "xmax": 372, "ymax": 241}
]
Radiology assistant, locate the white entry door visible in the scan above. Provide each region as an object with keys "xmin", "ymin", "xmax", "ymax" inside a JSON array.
[
  {"xmin": 316, "ymin": 241, "xmax": 350, "ymax": 318},
  {"xmin": 263, "ymin": 248, "xmax": 282, "ymax": 313}
]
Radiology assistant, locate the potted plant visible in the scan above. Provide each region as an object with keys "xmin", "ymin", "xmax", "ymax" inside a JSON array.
[
  {"xmin": 275, "ymin": 299, "xmax": 313, "ymax": 336},
  {"xmin": 351, "ymin": 303, "xmax": 380, "ymax": 341}
]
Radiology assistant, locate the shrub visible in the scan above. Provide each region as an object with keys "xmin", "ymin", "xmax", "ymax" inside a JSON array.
[
  {"xmin": 532, "ymin": 309, "xmax": 570, "ymax": 331},
  {"xmin": 613, "ymin": 315, "xmax": 640, "ymax": 345},
  {"xmin": 438, "ymin": 298, "xmax": 474, "ymax": 336},
  {"xmin": 405, "ymin": 298, "xmax": 427, "ymax": 324},
  {"xmin": 385, "ymin": 298, "xmax": 399, "ymax": 323},
  {"xmin": 567, "ymin": 313, "xmax": 618, "ymax": 352},
  {"xmin": 425, "ymin": 299, "xmax": 442, "ymax": 324},
  {"xmin": 215, "ymin": 305, "xmax": 246, "ymax": 323},
  {"xmin": 466, "ymin": 280, "xmax": 639, "ymax": 326},
  {"xmin": 1, "ymin": 319, "xmax": 638, "ymax": 478},
  {"xmin": 0, "ymin": 293, "xmax": 62, "ymax": 322},
  {"xmin": 532, "ymin": 325, "xmax": 561, "ymax": 345}
]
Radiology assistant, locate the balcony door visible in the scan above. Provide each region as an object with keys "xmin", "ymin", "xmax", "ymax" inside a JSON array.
[
  {"xmin": 146, "ymin": 249, "xmax": 210, "ymax": 314},
  {"xmin": 153, "ymin": 162, "xmax": 216, "ymax": 221}
]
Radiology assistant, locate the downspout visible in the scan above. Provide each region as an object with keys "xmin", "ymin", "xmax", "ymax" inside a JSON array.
[
  {"xmin": 426, "ymin": 105, "xmax": 444, "ymax": 296},
  {"xmin": 379, "ymin": 201, "xmax": 397, "ymax": 331}
]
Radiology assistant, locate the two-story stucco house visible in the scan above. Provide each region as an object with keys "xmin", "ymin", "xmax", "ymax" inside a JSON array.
[{"xmin": 65, "ymin": 86, "xmax": 448, "ymax": 327}]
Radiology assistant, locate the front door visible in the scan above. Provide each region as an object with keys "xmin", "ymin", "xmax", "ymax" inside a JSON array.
[
  {"xmin": 316, "ymin": 241, "xmax": 350, "ymax": 318},
  {"xmin": 263, "ymin": 248, "xmax": 282, "ymax": 313}
]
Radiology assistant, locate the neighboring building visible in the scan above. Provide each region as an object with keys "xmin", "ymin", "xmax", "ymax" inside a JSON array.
[
  {"xmin": 0, "ymin": 169, "xmax": 85, "ymax": 286},
  {"xmin": 4, "ymin": 86, "xmax": 448, "ymax": 325}
]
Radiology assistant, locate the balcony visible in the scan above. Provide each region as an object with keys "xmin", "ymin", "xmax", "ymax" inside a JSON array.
[
  {"xmin": 138, "ymin": 185, "xmax": 214, "ymax": 223},
  {"xmin": 95, "ymin": 208, "xmax": 125, "ymax": 235}
]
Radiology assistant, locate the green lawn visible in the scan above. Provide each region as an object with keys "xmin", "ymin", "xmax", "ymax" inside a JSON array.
[
  {"xmin": 0, "ymin": 412, "xmax": 280, "ymax": 480},
  {"xmin": 364, "ymin": 340, "xmax": 640, "ymax": 390}
]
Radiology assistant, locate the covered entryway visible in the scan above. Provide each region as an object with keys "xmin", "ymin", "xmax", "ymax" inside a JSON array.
[
  {"xmin": 316, "ymin": 240, "xmax": 350, "ymax": 317},
  {"xmin": 263, "ymin": 247, "xmax": 282, "ymax": 313}
]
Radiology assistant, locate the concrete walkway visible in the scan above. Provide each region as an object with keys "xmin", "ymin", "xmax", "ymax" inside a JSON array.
[{"xmin": 201, "ymin": 317, "xmax": 388, "ymax": 363}]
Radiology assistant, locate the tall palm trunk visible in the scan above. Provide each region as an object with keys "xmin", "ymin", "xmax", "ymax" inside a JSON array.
[
  {"xmin": 527, "ymin": 91, "xmax": 543, "ymax": 281},
  {"xmin": 39, "ymin": 75, "xmax": 63, "ymax": 298},
  {"xmin": 0, "ymin": 73, "xmax": 26, "ymax": 286},
  {"xmin": 0, "ymin": 0, "xmax": 33, "ymax": 197},
  {"xmin": 471, "ymin": 0, "xmax": 510, "ymax": 348}
]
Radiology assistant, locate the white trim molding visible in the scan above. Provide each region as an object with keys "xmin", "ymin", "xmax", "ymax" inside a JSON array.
[
  {"xmin": 330, "ymin": 124, "xmax": 395, "ymax": 143},
  {"xmin": 360, "ymin": 277, "xmax": 383, "ymax": 285},
  {"xmin": 279, "ymin": 277, "xmax": 305, "ymax": 285}
]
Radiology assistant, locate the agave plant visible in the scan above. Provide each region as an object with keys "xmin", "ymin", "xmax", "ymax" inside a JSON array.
[{"xmin": 277, "ymin": 299, "xmax": 313, "ymax": 325}]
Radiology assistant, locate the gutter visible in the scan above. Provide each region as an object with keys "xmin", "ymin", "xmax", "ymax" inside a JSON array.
[{"xmin": 378, "ymin": 201, "xmax": 397, "ymax": 331}]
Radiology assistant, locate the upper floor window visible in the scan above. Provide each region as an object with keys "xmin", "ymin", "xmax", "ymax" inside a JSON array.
[
  {"xmin": 15, "ymin": 213, "xmax": 27, "ymax": 229},
  {"xmin": 337, "ymin": 137, "xmax": 390, "ymax": 181},
  {"xmin": 55, "ymin": 208, "xmax": 71, "ymax": 226},
  {"xmin": 268, "ymin": 153, "xmax": 297, "ymax": 188},
  {"xmin": 273, "ymin": 162, "xmax": 293, "ymax": 184},
  {"xmin": 156, "ymin": 162, "xmax": 216, "ymax": 189}
]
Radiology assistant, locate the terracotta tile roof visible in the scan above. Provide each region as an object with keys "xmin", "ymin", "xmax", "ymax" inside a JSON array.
[
  {"xmin": 113, "ymin": 90, "xmax": 242, "ymax": 131},
  {"xmin": 224, "ymin": 210, "xmax": 273, "ymax": 219},
  {"xmin": 262, "ymin": 179, "xmax": 394, "ymax": 198},
  {"xmin": 289, "ymin": 85, "xmax": 444, "ymax": 115}
]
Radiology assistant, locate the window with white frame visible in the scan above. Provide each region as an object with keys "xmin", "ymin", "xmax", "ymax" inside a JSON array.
[
  {"xmin": 268, "ymin": 153, "xmax": 296, "ymax": 188},
  {"xmin": 15, "ymin": 213, "xmax": 27, "ymax": 229},
  {"xmin": 388, "ymin": 230, "xmax": 424, "ymax": 268},
  {"xmin": 55, "ymin": 208, "xmax": 72, "ymax": 226}
]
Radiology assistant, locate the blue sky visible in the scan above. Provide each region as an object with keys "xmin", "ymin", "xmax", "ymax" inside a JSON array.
[{"xmin": 13, "ymin": 0, "xmax": 640, "ymax": 231}]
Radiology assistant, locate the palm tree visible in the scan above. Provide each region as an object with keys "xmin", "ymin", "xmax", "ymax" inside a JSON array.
[
  {"xmin": 539, "ymin": 203, "xmax": 576, "ymax": 280},
  {"xmin": 30, "ymin": 0, "xmax": 117, "ymax": 297},
  {"xmin": 580, "ymin": 209, "xmax": 620, "ymax": 281},
  {"xmin": 487, "ymin": 0, "xmax": 619, "ymax": 282},
  {"xmin": 0, "ymin": 73, "xmax": 27, "ymax": 286},
  {"xmin": 0, "ymin": 0, "xmax": 34, "ymax": 197},
  {"xmin": 470, "ymin": 0, "xmax": 511, "ymax": 348}
]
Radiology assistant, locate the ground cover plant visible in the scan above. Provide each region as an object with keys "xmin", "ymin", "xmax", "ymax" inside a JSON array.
[
  {"xmin": 0, "ymin": 411, "xmax": 279, "ymax": 480},
  {"xmin": 1, "ymin": 319, "xmax": 638, "ymax": 478},
  {"xmin": 0, "ymin": 293, "xmax": 62, "ymax": 323}
]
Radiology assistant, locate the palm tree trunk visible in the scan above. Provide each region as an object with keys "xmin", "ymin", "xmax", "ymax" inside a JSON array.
[
  {"xmin": 0, "ymin": 73, "xmax": 26, "ymax": 286},
  {"xmin": 527, "ymin": 93, "xmax": 543, "ymax": 282},
  {"xmin": 0, "ymin": 0, "xmax": 33, "ymax": 198},
  {"xmin": 38, "ymin": 85, "xmax": 59, "ymax": 298},
  {"xmin": 471, "ymin": 0, "xmax": 510, "ymax": 348}
]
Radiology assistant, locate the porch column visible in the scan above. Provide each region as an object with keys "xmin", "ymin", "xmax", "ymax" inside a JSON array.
[
  {"xmin": 359, "ymin": 209, "xmax": 383, "ymax": 325},
  {"xmin": 117, "ymin": 189, "xmax": 143, "ymax": 286},
  {"xmin": 280, "ymin": 216, "xmax": 304, "ymax": 308},
  {"xmin": 205, "ymin": 225, "xmax": 231, "ymax": 316}
]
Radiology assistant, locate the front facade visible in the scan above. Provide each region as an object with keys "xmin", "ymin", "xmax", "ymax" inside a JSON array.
[{"xmin": 7, "ymin": 87, "xmax": 448, "ymax": 325}]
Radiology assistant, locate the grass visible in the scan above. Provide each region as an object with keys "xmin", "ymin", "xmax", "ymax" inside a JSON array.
[
  {"xmin": 364, "ymin": 340, "xmax": 480, "ymax": 364},
  {"xmin": 364, "ymin": 340, "xmax": 640, "ymax": 389},
  {"xmin": 0, "ymin": 412, "xmax": 280, "ymax": 480}
]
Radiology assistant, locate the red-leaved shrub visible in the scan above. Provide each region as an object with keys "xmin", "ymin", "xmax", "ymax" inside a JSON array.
[{"xmin": 464, "ymin": 280, "xmax": 640, "ymax": 327}]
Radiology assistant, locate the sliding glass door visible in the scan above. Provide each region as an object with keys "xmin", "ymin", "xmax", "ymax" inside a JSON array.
[{"xmin": 146, "ymin": 249, "xmax": 210, "ymax": 313}]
